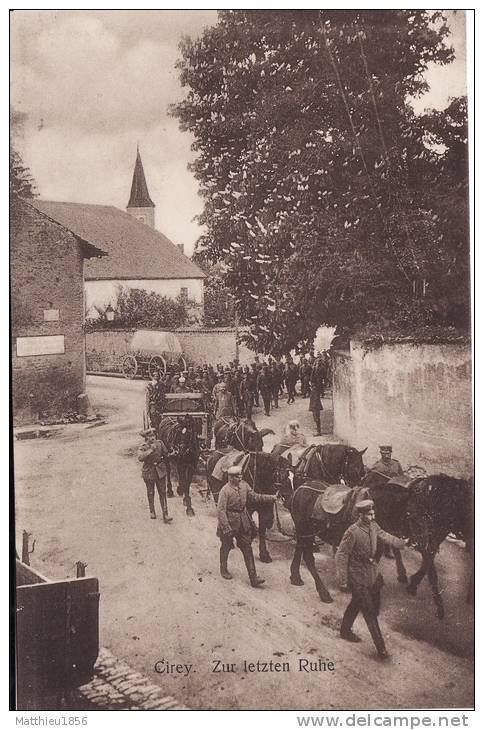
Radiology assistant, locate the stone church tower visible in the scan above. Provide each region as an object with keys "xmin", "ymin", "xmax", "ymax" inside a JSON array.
[{"xmin": 126, "ymin": 146, "xmax": 155, "ymax": 228}]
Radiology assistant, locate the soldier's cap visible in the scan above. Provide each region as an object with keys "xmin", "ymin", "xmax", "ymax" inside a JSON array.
[
  {"xmin": 140, "ymin": 428, "xmax": 155, "ymax": 437},
  {"xmin": 379, "ymin": 445, "xmax": 392, "ymax": 452},
  {"xmin": 227, "ymin": 465, "xmax": 242, "ymax": 476},
  {"xmin": 355, "ymin": 499, "xmax": 375, "ymax": 512}
]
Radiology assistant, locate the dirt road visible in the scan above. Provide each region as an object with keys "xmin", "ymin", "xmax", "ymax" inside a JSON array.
[{"xmin": 14, "ymin": 376, "xmax": 474, "ymax": 710}]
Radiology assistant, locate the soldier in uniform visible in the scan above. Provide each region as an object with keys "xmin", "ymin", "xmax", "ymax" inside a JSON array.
[
  {"xmin": 145, "ymin": 371, "xmax": 165, "ymax": 430},
  {"xmin": 239, "ymin": 372, "xmax": 253, "ymax": 420},
  {"xmin": 285, "ymin": 362, "xmax": 298, "ymax": 404},
  {"xmin": 137, "ymin": 428, "xmax": 173, "ymax": 523},
  {"xmin": 370, "ymin": 446, "xmax": 404, "ymax": 478},
  {"xmin": 309, "ymin": 378, "xmax": 323, "ymax": 436},
  {"xmin": 217, "ymin": 465, "xmax": 277, "ymax": 587},
  {"xmin": 257, "ymin": 365, "xmax": 273, "ymax": 416},
  {"xmin": 336, "ymin": 499, "xmax": 407, "ymax": 659}
]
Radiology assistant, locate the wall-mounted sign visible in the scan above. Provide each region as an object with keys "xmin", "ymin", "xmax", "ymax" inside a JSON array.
[
  {"xmin": 43, "ymin": 309, "xmax": 60, "ymax": 322},
  {"xmin": 16, "ymin": 335, "xmax": 65, "ymax": 357}
]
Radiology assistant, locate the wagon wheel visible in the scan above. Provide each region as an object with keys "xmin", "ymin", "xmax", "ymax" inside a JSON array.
[
  {"xmin": 178, "ymin": 356, "xmax": 187, "ymax": 372},
  {"xmin": 122, "ymin": 354, "xmax": 138, "ymax": 379},
  {"xmin": 148, "ymin": 355, "xmax": 166, "ymax": 378}
]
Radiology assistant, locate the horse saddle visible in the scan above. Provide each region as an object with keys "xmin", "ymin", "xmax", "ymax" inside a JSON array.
[
  {"xmin": 211, "ymin": 449, "xmax": 245, "ymax": 481},
  {"xmin": 311, "ymin": 484, "xmax": 370, "ymax": 521},
  {"xmin": 312, "ymin": 484, "xmax": 351, "ymax": 518},
  {"xmin": 278, "ymin": 445, "xmax": 308, "ymax": 466}
]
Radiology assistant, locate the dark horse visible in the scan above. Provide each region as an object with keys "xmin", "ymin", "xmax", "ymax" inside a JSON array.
[
  {"xmin": 207, "ymin": 451, "xmax": 293, "ymax": 563},
  {"xmin": 213, "ymin": 417, "xmax": 274, "ymax": 451},
  {"xmin": 158, "ymin": 414, "xmax": 200, "ymax": 516},
  {"xmin": 273, "ymin": 443, "xmax": 367, "ymax": 487},
  {"xmin": 363, "ymin": 471, "xmax": 473, "ymax": 619},
  {"xmin": 289, "ymin": 472, "xmax": 473, "ymax": 617}
]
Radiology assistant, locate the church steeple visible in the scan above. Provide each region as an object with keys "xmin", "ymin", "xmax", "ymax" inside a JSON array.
[{"xmin": 126, "ymin": 146, "xmax": 155, "ymax": 228}]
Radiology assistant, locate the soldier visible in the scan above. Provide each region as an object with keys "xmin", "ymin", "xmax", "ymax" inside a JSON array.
[
  {"xmin": 370, "ymin": 446, "xmax": 404, "ymax": 478},
  {"xmin": 257, "ymin": 365, "xmax": 272, "ymax": 416},
  {"xmin": 309, "ymin": 379, "xmax": 323, "ymax": 436},
  {"xmin": 145, "ymin": 371, "xmax": 164, "ymax": 429},
  {"xmin": 336, "ymin": 499, "xmax": 407, "ymax": 659},
  {"xmin": 299, "ymin": 360, "xmax": 311, "ymax": 398},
  {"xmin": 217, "ymin": 465, "xmax": 277, "ymax": 586},
  {"xmin": 137, "ymin": 428, "xmax": 173, "ymax": 523},
  {"xmin": 270, "ymin": 363, "xmax": 283, "ymax": 409},
  {"xmin": 249, "ymin": 363, "xmax": 260, "ymax": 406},
  {"xmin": 239, "ymin": 372, "xmax": 253, "ymax": 420},
  {"xmin": 285, "ymin": 362, "xmax": 298, "ymax": 404}
]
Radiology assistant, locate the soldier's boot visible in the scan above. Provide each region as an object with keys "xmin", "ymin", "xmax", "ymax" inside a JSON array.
[
  {"xmin": 147, "ymin": 491, "xmax": 156, "ymax": 519},
  {"xmin": 367, "ymin": 617, "xmax": 389, "ymax": 659},
  {"xmin": 161, "ymin": 494, "xmax": 173, "ymax": 524},
  {"xmin": 220, "ymin": 544, "xmax": 232, "ymax": 580},
  {"xmin": 185, "ymin": 495, "xmax": 195, "ymax": 517},
  {"xmin": 167, "ymin": 480, "xmax": 175, "ymax": 498},
  {"xmin": 242, "ymin": 547, "xmax": 265, "ymax": 587},
  {"xmin": 313, "ymin": 414, "xmax": 322, "ymax": 436}
]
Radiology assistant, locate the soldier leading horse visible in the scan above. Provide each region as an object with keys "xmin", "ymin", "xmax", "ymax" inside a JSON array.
[
  {"xmin": 288, "ymin": 472, "xmax": 473, "ymax": 617},
  {"xmin": 158, "ymin": 414, "xmax": 200, "ymax": 516},
  {"xmin": 207, "ymin": 451, "xmax": 293, "ymax": 563}
]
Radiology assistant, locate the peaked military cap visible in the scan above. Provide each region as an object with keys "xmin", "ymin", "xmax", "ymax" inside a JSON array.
[{"xmin": 355, "ymin": 499, "xmax": 375, "ymax": 512}]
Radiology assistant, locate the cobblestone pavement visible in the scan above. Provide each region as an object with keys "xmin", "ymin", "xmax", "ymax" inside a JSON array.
[{"xmin": 72, "ymin": 648, "xmax": 189, "ymax": 710}]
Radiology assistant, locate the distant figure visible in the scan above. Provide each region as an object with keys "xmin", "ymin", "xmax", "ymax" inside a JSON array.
[
  {"xmin": 214, "ymin": 382, "xmax": 238, "ymax": 419},
  {"xmin": 309, "ymin": 380, "xmax": 323, "ymax": 436},
  {"xmin": 174, "ymin": 376, "xmax": 189, "ymax": 393},
  {"xmin": 257, "ymin": 366, "xmax": 272, "ymax": 417}
]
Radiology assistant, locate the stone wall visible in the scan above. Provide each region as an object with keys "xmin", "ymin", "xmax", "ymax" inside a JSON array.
[
  {"xmin": 333, "ymin": 340, "xmax": 473, "ymax": 477},
  {"xmin": 11, "ymin": 204, "xmax": 87, "ymax": 424},
  {"xmin": 85, "ymin": 327, "xmax": 255, "ymax": 373}
]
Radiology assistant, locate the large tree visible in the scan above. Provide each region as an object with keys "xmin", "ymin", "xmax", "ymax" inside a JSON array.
[{"xmin": 172, "ymin": 10, "xmax": 468, "ymax": 354}]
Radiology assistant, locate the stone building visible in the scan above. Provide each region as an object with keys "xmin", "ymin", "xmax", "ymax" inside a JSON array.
[
  {"xmin": 33, "ymin": 149, "xmax": 205, "ymax": 318},
  {"xmin": 11, "ymin": 200, "xmax": 106, "ymax": 423}
]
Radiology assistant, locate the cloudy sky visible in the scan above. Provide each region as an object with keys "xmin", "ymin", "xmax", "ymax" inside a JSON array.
[{"xmin": 11, "ymin": 10, "xmax": 467, "ymax": 256}]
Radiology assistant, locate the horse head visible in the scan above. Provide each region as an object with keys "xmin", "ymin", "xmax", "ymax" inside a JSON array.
[
  {"xmin": 234, "ymin": 420, "xmax": 274, "ymax": 451},
  {"xmin": 344, "ymin": 446, "xmax": 367, "ymax": 486}
]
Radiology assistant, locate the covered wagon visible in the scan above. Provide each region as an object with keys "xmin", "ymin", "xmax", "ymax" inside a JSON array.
[{"xmin": 122, "ymin": 329, "xmax": 187, "ymax": 379}]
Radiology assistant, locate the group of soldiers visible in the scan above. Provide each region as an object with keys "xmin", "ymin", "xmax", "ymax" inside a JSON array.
[{"xmin": 145, "ymin": 351, "xmax": 331, "ymax": 436}]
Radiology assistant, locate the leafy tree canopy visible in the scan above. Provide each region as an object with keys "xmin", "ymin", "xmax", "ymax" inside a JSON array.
[{"xmin": 172, "ymin": 10, "xmax": 469, "ymax": 354}]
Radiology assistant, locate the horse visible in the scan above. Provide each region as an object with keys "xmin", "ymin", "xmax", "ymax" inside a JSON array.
[
  {"xmin": 157, "ymin": 414, "xmax": 200, "ymax": 516},
  {"xmin": 273, "ymin": 443, "xmax": 367, "ymax": 488},
  {"xmin": 207, "ymin": 451, "xmax": 293, "ymax": 563},
  {"xmin": 288, "ymin": 472, "xmax": 473, "ymax": 617},
  {"xmin": 364, "ymin": 471, "xmax": 474, "ymax": 619},
  {"xmin": 213, "ymin": 417, "xmax": 274, "ymax": 451}
]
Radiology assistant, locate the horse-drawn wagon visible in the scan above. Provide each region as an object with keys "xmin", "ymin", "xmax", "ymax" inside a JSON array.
[
  {"xmin": 121, "ymin": 329, "xmax": 187, "ymax": 379},
  {"xmin": 162, "ymin": 392, "xmax": 211, "ymax": 450},
  {"xmin": 15, "ymin": 533, "xmax": 100, "ymax": 709}
]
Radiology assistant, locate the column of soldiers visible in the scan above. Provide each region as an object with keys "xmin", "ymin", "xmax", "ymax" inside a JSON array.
[{"xmin": 145, "ymin": 352, "xmax": 333, "ymax": 429}]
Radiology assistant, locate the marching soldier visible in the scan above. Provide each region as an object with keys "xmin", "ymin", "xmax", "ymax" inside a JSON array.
[
  {"xmin": 217, "ymin": 465, "xmax": 277, "ymax": 587},
  {"xmin": 137, "ymin": 428, "xmax": 173, "ymax": 523},
  {"xmin": 336, "ymin": 499, "xmax": 406, "ymax": 659},
  {"xmin": 309, "ymin": 379, "xmax": 323, "ymax": 436}
]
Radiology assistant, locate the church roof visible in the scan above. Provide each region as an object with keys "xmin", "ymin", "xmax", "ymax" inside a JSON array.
[
  {"xmin": 127, "ymin": 148, "xmax": 155, "ymax": 208},
  {"xmin": 31, "ymin": 200, "xmax": 205, "ymax": 280}
]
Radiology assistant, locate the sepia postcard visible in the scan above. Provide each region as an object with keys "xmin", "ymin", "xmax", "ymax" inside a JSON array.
[{"xmin": 10, "ymin": 8, "xmax": 473, "ymax": 716}]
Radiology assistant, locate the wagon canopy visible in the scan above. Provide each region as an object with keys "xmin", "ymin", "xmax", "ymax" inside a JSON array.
[{"xmin": 130, "ymin": 329, "xmax": 183, "ymax": 359}]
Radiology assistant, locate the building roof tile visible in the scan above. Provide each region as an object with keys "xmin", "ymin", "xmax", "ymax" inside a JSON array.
[{"xmin": 31, "ymin": 200, "xmax": 205, "ymax": 280}]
